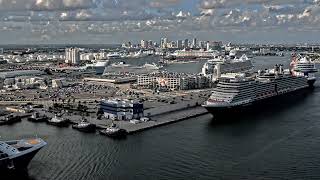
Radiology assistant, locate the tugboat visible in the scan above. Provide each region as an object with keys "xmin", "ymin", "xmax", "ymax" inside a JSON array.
[
  {"xmin": 99, "ymin": 123, "xmax": 127, "ymax": 138},
  {"xmin": 0, "ymin": 114, "xmax": 21, "ymax": 126},
  {"xmin": 27, "ymin": 112, "xmax": 48, "ymax": 123},
  {"xmin": 0, "ymin": 138, "xmax": 46, "ymax": 171},
  {"xmin": 72, "ymin": 118, "xmax": 96, "ymax": 133},
  {"xmin": 47, "ymin": 115, "xmax": 69, "ymax": 127}
]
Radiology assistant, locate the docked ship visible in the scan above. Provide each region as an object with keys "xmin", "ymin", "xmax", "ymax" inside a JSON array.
[
  {"xmin": 99, "ymin": 124, "xmax": 127, "ymax": 138},
  {"xmin": 47, "ymin": 115, "xmax": 69, "ymax": 127},
  {"xmin": 107, "ymin": 52, "xmax": 121, "ymax": 59},
  {"xmin": 169, "ymin": 49, "xmax": 220, "ymax": 60},
  {"xmin": 0, "ymin": 138, "xmax": 46, "ymax": 171},
  {"xmin": 0, "ymin": 114, "xmax": 21, "ymax": 126},
  {"xmin": 85, "ymin": 60, "xmax": 109, "ymax": 75},
  {"xmin": 72, "ymin": 119, "xmax": 96, "ymax": 133},
  {"xmin": 201, "ymin": 54, "xmax": 253, "ymax": 81},
  {"xmin": 27, "ymin": 112, "xmax": 48, "ymax": 123},
  {"xmin": 290, "ymin": 55, "xmax": 318, "ymax": 85},
  {"xmin": 203, "ymin": 64, "xmax": 316, "ymax": 117}
]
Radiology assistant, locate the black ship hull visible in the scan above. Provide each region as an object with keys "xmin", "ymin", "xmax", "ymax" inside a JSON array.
[
  {"xmin": 99, "ymin": 129, "xmax": 127, "ymax": 138},
  {"xmin": 205, "ymin": 86, "xmax": 314, "ymax": 120},
  {"xmin": 72, "ymin": 124, "xmax": 96, "ymax": 133},
  {"xmin": 27, "ymin": 117, "xmax": 48, "ymax": 123},
  {"xmin": 0, "ymin": 148, "xmax": 41, "ymax": 171},
  {"xmin": 47, "ymin": 121, "xmax": 70, "ymax": 127}
]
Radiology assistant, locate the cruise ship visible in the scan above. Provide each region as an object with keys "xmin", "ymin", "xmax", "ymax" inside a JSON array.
[
  {"xmin": 169, "ymin": 49, "xmax": 220, "ymax": 60},
  {"xmin": 201, "ymin": 54, "xmax": 253, "ymax": 81},
  {"xmin": 203, "ymin": 64, "xmax": 315, "ymax": 116},
  {"xmin": 0, "ymin": 138, "xmax": 46, "ymax": 171},
  {"xmin": 290, "ymin": 55, "xmax": 318, "ymax": 85}
]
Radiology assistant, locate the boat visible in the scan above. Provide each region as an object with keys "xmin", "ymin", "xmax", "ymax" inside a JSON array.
[
  {"xmin": 203, "ymin": 64, "xmax": 315, "ymax": 117},
  {"xmin": 291, "ymin": 55, "xmax": 318, "ymax": 85},
  {"xmin": 47, "ymin": 115, "xmax": 69, "ymax": 127},
  {"xmin": 72, "ymin": 119, "xmax": 96, "ymax": 133},
  {"xmin": 110, "ymin": 61, "xmax": 132, "ymax": 68},
  {"xmin": 27, "ymin": 112, "xmax": 48, "ymax": 123},
  {"xmin": 201, "ymin": 54, "xmax": 253, "ymax": 81},
  {"xmin": 99, "ymin": 123, "xmax": 127, "ymax": 138},
  {"xmin": 107, "ymin": 52, "xmax": 121, "ymax": 59},
  {"xmin": 170, "ymin": 49, "xmax": 220, "ymax": 60},
  {"xmin": 0, "ymin": 114, "xmax": 21, "ymax": 126},
  {"xmin": 0, "ymin": 138, "xmax": 46, "ymax": 171},
  {"xmin": 143, "ymin": 63, "xmax": 163, "ymax": 70}
]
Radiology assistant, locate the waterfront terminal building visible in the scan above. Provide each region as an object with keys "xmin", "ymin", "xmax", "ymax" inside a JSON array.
[
  {"xmin": 137, "ymin": 72, "xmax": 210, "ymax": 91},
  {"xmin": 100, "ymin": 99, "xmax": 144, "ymax": 121}
]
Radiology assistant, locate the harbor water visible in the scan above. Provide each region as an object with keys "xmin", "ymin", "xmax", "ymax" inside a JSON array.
[{"xmin": 2, "ymin": 55, "xmax": 320, "ymax": 179}]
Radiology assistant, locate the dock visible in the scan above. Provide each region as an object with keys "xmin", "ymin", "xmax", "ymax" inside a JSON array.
[{"xmin": 116, "ymin": 106, "xmax": 209, "ymax": 134}]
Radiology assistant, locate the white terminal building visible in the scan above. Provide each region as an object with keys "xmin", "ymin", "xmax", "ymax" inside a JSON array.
[
  {"xmin": 100, "ymin": 99, "xmax": 144, "ymax": 121},
  {"xmin": 65, "ymin": 48, "xmax": 80, "ymax": 65},
  {"xmin": 137, "ymin": 72, "xmax": 210, "ymax": 91}
]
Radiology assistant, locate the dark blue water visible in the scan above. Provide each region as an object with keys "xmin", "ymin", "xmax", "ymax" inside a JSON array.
[{"xmin": 1, "ymin": 55, "xmax": 320, "ymax": 180}]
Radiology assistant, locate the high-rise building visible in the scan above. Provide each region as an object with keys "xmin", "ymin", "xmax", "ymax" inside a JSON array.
[
  {"xmin": 148, "ymin": 40, "xmax": 153, "ymax": 48},
  {"xmin": 192, "ymin": 38, "xmax": 197, "ymax": 48},
  {"xmin": 65, "ymin": 48, "xmax": 80, "ymax": 65},
  {"xmin": 206, "ymin": 41, "xmax": 211, "ymax": 50},
  {"xmin": 141, "ymin": 40, "xmax": 148, "ymax": 48},
  {"xmin": 177, "ymin": 40, "xmax": 183, "ymax": 49},
  {"xmin": 199, "ymin": 41, "xmax": 205, "ymax": 49},
  {"xmin": 184, "ymin": 39, "xmax": 189, "ymax": 48}
]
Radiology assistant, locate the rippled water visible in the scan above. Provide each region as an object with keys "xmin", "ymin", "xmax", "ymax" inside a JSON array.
[{"xmin": 2, "ymin": 55, "xmax": 320, "ymax": 179}]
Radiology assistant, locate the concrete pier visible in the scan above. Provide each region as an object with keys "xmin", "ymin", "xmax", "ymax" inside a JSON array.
[{"xmin": 116, "ymin": 106, "xmax": 209, "ymax": 134}]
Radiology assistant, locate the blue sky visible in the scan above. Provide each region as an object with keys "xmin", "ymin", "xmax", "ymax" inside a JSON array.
[{"xmin": 0, "ymin": 0, "xmax": 320, "ymax": 44}]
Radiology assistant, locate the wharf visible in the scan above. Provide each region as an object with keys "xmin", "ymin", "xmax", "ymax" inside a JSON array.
[{"xmin": 116, "ymin": 106, "xmax": 209, "ymax": 134}]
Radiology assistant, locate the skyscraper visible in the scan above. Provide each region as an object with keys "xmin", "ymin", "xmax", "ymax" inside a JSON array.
[
  {"xmin": 65, "ymin": 48, "xmax": 80, "ymax": 65},
  {"xmin": 177, "ymin": 40, "xmax": 183, "ymax": 49},
  {"xmin": 192, "ymin": 38, "xmax": 197, "ymax": 48},
  {"xmin": 184, "ymin": 39, "xmax": 189, "ymax": 48}
]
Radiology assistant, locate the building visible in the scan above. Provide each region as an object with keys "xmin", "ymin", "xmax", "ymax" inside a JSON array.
[
  {"xmin": 0, "ymin": 70, "xmax": 45, "ymax": 79},
  {"xmin": 52, "ymin": 78, "xmax": 67, "ymax": 88},
  {"xmin": 137, "ymin": 72, "xmax": 210, "ymax": 91},
  {"xmin": 192, "ymin": 38, "xmax": 197, "ymax": 48},
  {"xmin": 177, "ymin": 40, "xmax": 183, "ymax": 49},
  {"xmin": 141, "ymin": 40, "xmax": 148, "ymax": 48},
  {"xmin": 100, "ymin": 99, "xmax": 144, "ymax": 121},
  {"xmin": 161, "ymin": 38, "xmax": 168, "ymax": 48},
  {"xmin": 65, "ymin": 48, "xmax": 80, "ymax": 65},
  {"xmin": 184, "ymin": 39, "xmax": 189, "ymax": 48}
]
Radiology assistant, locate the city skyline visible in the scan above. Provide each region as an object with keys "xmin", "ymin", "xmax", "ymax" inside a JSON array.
[{"xmin": 1, "ymin": 0, "xmax": 320, "ymax": 44}]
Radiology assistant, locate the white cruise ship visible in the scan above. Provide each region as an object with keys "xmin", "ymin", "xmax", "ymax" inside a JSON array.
[
  {"xmin": 291, "ymin": 56, "xmax": 317, "ymax": 73},
  {"xmin": 107, "ymin": 52, "xmax": 121, "ymax": 59},
  {"xmin": 291, "ymin": 55, "xmax": 318, "ymax": 85},
  {"xmin": 171, "ymin": 49, "xmax": 220, "ymax": 59},
  {"xmin": 201, "ymin": 54, "xmax": 253, "ymax": 81},
  {"xmin": 203, "ymin": 64, "xmax": 315, "ymax": 116}
]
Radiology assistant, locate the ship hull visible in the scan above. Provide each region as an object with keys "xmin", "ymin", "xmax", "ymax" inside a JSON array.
[
  {"xmin": 0, "ymin": 148, "xmax": 41, "ymax": 171},
  {"xmin": 72, "ymin": 124, "xmax": 96, "ymax": 133},
  {"xmin": 205, "ymin": 86, "xmax": 314, "ymax": 120}
]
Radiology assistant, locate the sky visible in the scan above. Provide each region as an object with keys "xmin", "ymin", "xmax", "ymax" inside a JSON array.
[{"xmin": 1, "ymin": 0, "xmax": 320, "ymax": 44}]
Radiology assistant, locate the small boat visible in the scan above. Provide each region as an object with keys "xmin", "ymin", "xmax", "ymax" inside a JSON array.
[
  {"xmin": 72, "ymin": 119, "xmax": 96, "ymax": 133},
  {"xmin": 47, "ymin": 115, "xmax": 69, "ymax": 127},
  {"xmin": 27, "ymin": 112, "xmax": 48, "ymax": 123},
  {"xmin": 0, "ymin": 138, "xmax": 46, "ymax": 171},
  {"xmin": 0, "ymin": 114, "xmax": 21, "ymax": 126},
  {"xmin": 99, "ymin": 123, "xmax": 127, "ymax": 138}
]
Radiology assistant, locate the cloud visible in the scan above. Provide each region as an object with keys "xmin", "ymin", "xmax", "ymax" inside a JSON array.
[{"xmin": 0, "ymin": 0, "xmax": 95, "ymax": 11}]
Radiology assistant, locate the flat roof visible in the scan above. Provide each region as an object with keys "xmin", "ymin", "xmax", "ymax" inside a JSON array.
[{"xmin": 0, "ymin": 70, "xmax": 45, "ymax": 78}]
